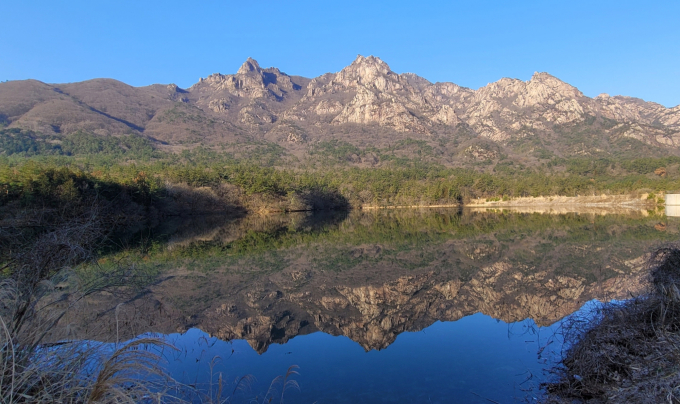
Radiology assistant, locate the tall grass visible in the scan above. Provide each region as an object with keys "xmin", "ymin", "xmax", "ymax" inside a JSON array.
[
  {"xmin": 0, "ymin": 275, "xmax": 177, "ymax": 403},
  {"xmin": 0, "ymin": 194, "xmax": 179, "ymax": 403}
]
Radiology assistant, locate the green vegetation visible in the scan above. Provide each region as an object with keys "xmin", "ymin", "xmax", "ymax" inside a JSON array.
[
  {"xmin": 2, "ymin": 128, "xmax": 680, "ymax": 217},
  {"xmin": 0, "ymin": 161, "xmax": 158, "ymax": 209},
  {"xmin": 2, "ymin": 155, "xmax": 677, "ymax": 215},
  {"xmin": 310, "ymin": 139, "xmax": 363, "ymax": 162},
  {"xmin": 0, "ymin": 128, "xmax": 158, "ymax": 159}
]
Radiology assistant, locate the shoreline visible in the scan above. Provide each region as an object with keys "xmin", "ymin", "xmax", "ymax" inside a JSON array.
[
  {"xmin": 359, "ymin": 204, "xmax": 460, "ymax": 210},
  {"xmin": 465, "ymin": 194, "xmax": 656, "ymax": 208},
  {"xmin": 358, "ymin": 194, "xmax": 659, "ymax": 212}
]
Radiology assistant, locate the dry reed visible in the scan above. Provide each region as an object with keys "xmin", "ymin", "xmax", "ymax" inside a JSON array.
[{"xmin": 0, "ymin": 201, "xmax": 178, "ymax": 403}]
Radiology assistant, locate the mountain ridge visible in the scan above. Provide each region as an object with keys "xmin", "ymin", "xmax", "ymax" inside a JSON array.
[{"xmin": 2, "ymin": 55, "xmax": 679, "ymax": 164}]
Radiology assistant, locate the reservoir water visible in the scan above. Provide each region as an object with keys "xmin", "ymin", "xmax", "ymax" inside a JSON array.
[{"xmin": 72, "ymin": 207, "xmax": 674, "ymax": 403}]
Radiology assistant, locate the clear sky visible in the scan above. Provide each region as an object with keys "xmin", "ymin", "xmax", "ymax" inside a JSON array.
[{"xmin": 1, "ymin": 0, "xmax": 679, "ymax": 107}]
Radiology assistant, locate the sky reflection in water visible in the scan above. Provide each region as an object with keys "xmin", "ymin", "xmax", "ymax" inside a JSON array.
[{"xmin": 159, "ymin": 312, "xmax": 568, "ymax": 404}]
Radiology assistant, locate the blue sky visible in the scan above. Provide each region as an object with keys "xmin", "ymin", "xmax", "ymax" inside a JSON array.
[{"xmin": 1, "ymin": 0, "xmax": 679, "ymax": 107}]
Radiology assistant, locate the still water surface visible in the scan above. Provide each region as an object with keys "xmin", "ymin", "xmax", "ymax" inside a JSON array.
[{"xmin": 83, "ymin": 208, "xmax": 674, "ymax": 403}]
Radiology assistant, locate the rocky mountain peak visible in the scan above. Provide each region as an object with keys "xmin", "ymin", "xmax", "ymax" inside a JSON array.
[
  {"xmin": 237, "ymin": 57, "xmax": 262, "ymax": 75},
  {"xmin": 530, "ymin": 71, "xmax": 556, "ymax": 81},
  {"xmin": 188, "ymin": 57, "xmax": 306, "ymax": 119},
  {"xmin": 351, "ymin": 54, "xmax": 390, "ymax": 69},
  {"xmin": 336, "ymin": 55, "xmax": 395, "ymax": 86},
  {"xmin": 527, "ymin": 71, "xmax": 583, "ymax": 98}
]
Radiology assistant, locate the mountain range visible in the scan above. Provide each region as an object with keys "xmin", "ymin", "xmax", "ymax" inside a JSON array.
[{"xmin": 2, "ymin": 55, "xmax": 680, "ymax": 164}]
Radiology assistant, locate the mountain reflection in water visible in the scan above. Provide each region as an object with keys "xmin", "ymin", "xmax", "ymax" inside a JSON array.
[{"xmin": 69, "ymin": 208, "xmax": 675, "ymax": 403}]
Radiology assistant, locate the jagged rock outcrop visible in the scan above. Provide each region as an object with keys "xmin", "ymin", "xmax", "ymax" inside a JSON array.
[
  {"xmin": 187, "ymin": 58, "xmax": 309, "ymax": 132},
  {"xmin": 459, "ymin": 73, "xmax": 589, "ymax": 141},
  {"xmin": 281, "ymin": 55, "xmax": 441, "ymax": 135},
  {"xmin": 195, "ymin": 57, "xmax": 302, "ymax": 101}
]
